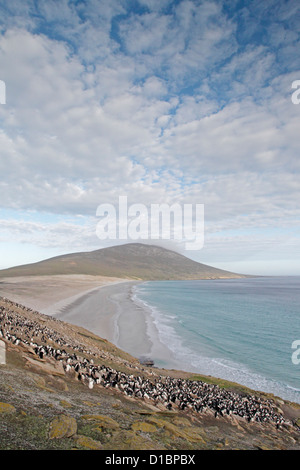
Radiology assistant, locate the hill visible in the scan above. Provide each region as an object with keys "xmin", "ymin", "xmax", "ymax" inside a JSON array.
[{"xmin": 0, "ymin": 243, "xmax": 246, "ymax": 280}]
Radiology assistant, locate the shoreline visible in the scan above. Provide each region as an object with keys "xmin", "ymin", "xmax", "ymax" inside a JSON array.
[
  {"xmin": 0, "ymin": 274, "xmax": 182, "ymax": 370},
  {"xmin": 1, "ymin": 294, "xmax": 299, "ymax": 451},
  {"xmin": 1, "ymin": 274, "xmax": 299, "ymax": 406},
  {"xmin": 54, "ymin": 280, "xmax": 180, "ymax": 369}
]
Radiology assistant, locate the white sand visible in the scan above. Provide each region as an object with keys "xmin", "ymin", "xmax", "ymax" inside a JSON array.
[
  {"xmin": 0, "ymin": 274, "xmax": 178, "ymax": 367},
  {"xmin": 0, "ymin": 274, "xmax": 125, "ymax": 313},
  {"xmin": 54, "ymin": 280, "xmax": 178, "ymax": 367}
]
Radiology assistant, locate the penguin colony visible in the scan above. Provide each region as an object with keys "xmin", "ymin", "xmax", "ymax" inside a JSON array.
[{"xmin": 0, "ymin": 297, "xmax": 297, "ymax": 429}]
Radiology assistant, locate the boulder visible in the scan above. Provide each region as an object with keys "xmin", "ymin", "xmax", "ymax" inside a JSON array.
[{"xmin": 49, "ymin": 414, "xmax": 77, "ymax": 439}]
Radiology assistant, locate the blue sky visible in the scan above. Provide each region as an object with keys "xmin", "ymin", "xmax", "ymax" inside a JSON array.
[{"xmin": 0, "ymin": 0, "xmax": 299, "ymax": 275}]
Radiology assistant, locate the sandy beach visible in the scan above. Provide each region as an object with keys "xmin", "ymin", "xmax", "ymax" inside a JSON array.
[
  {"xmin": 0, "ymin": 274, "xmax": 178, "ymax": 368},
  {"xmin": 54, "ymin": 280, "xmax": 179, "ymax": 368},
  {"xmin": 0, "ymin": 274, "xmax": 126, "ymax": 313}
]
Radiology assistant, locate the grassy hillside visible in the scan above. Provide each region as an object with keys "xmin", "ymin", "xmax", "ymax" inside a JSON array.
[{"xmin": 0, "ymin": 243, "xmax": 246, "ymax": 280}]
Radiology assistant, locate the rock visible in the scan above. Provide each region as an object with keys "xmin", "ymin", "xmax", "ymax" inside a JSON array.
[
  {"xmin": 25, "ymin": 356, "xmax": 65, "ymax": 376},
  {"xmin": 0, "ymin": 402, "xmax": 16, "ymax": 414},
  {"xmin": 221, "ymin": 437, "xmax": 230, "ymax": 447},
  {"xmin": 230, "ymin": 416, "xmax": 245, "ymax": 432},
  {"xmin": 49, "ymin": 414, "xmax": 77, "ymax": 439},
  {"xmin": 254, "ymin": 444, "xmax": 272, "ymax": 451},
  {"xmin": 59, "ymin": 400, "xmax": 72, "ymax": 408},
  {"xmin": 112, "ymin": 403, "xmax": 121, "ymax": 409},
  {"xmin": 106, "ymin": 430, "xmax": 159, "ymax": 450},
  {"xmin": 286, "ymin": 436, "xmax": 296, "ymax": 445},
  {"xmin": 131, "ymin": 421, "xmax": 157, "ymax": 433},
  {"xmin": 82, "ymin": 400, "xmax": 97, "ymax": 407},
  {"xmin": 172, "ymin": 417, "xmax": 191, "ymax": 427},
  {"xmin": 81, "ymin": 414, "xmax": 120, "ymax": 430},
  {"xmin": 146, "ymin": 417, "xmax": 204, "ymax": 443},
  {"xmin": 52, "ymin": 377, "xmax": 69, "ymax": 391},
  {"xmin": 181, "ymin": 427, "xmax": 206, "ymax": 444},
  {"xmin": 32, "ymin": 375, "xmax": 55, "ymax": 393},
  {"xmin": 73, "ymin": 435, "xmax": 102, "ymax": 450}
]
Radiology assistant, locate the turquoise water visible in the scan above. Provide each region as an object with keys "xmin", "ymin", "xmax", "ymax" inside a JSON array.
[{"xmin": 132, "ymin": 277, "xmax": 300, "ymax": 404}]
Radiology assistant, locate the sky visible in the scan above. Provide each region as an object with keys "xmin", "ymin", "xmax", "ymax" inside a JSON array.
[{"xmin": 0, "ymin": 0, "xmax": 299, "ymax": 276}]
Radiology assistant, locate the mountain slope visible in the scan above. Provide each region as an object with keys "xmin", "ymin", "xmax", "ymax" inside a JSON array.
[
  {"xmin": 0, "ymin": 243, "xmax": 246, "ymax": 280},
  {"xmin": 1, "ymin": 295, "xmax": 299, "ymax": 451}
]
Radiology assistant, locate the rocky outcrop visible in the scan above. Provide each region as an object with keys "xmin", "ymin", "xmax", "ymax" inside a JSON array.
[{"xmin": 49, "ymin": 414, "xmax": 77, "ymax": 439}]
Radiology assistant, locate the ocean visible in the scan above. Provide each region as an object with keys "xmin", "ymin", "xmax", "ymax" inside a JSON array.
[{"xmin": 131, "ymin": 276, "xmax": 300, "ymax": 404}]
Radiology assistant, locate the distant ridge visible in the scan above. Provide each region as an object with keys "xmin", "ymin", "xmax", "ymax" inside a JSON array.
[{"xmin": 0, "ymin": 243, "xmax": 247, "ymax": 280}]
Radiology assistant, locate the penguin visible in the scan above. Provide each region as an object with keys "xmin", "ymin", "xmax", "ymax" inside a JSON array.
[{"xmin": 88, "ymin": 378, "xmax": 94, "ymax": 389}]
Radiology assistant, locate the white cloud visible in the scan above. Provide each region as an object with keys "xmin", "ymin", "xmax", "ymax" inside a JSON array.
[{"xmin": 0, "ymin": 1, "xmax": 299, "ymax": 273}]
